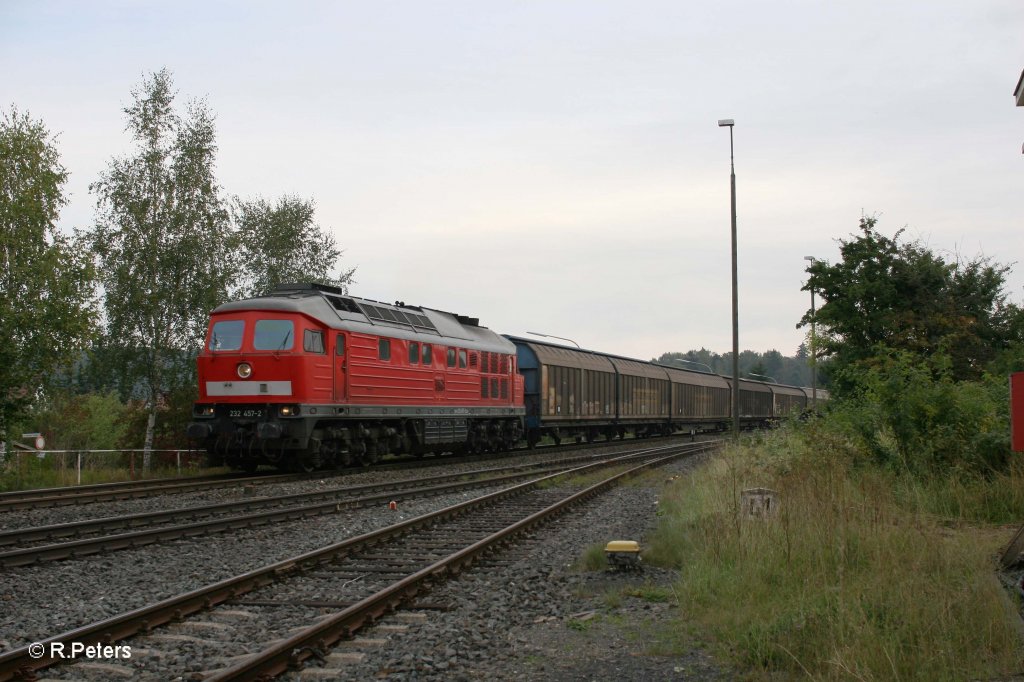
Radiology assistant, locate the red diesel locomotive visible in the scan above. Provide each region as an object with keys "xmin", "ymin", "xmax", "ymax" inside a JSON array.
[
  {"xmin": 187, "ymin": 283, "xmax": 524, "ymax": 471},
  {"xmin": 188, "ymin": 283, "xmax": 824, "ymax": 470}
]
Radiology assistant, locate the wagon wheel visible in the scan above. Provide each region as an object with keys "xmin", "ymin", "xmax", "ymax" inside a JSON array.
[{"xmin": 229, "ymin": 456, "xmax": 258, "ymax": 474}]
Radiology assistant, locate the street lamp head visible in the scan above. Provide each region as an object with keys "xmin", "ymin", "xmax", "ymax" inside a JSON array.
[
  {"xmin": 526, "ymin": 331, "xmax": 581, "ymax": 349},
  {"xmin": 717, "ymin": 119, "xmax": 735, "ymax": 127}
]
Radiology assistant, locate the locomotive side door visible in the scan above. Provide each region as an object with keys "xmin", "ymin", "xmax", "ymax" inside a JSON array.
[{"xmin": 334, "ymin": 332, "xmax": 348, "ymax": 402}]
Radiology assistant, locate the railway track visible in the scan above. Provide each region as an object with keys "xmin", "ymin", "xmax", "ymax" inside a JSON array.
[
  {"xmin": 0, "ymin": 471, "xmax": 312, "ymax": 512},
  {"xmin": 0, "ymin": 445, "xmax": 677, "ymax": 567},
  {"xmin": 0, "ymin": 433, "xmax": 702, "ymax": 512},
  {"xmin": 0, "ymin": 439, "xmax": 717, "ymax": 681}
]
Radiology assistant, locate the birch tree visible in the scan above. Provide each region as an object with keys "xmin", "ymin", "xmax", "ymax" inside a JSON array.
[
  {"xmin": 232, "ymin": 194, "xmax": 355, "ymax": 298},
  {"xmin": 87, "ymin": 69, "xmax": 232, "ymax": 469},
  {"xmin": 0, "ymin": 107, "xmax": 96, "ymax": 444}
]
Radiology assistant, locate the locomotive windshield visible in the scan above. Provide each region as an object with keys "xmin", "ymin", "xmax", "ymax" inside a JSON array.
[
  {"xmin": 254, "ymin": 319, "xmax": 294, "ymax": 351},
  {"xmin": 209, "ymin": 320, "xmax": 243, "ymax": 351}
]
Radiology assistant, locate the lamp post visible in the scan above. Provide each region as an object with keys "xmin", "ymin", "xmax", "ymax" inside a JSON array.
[
  {"xmin": 803, "ymin": 255, "xmax": 817, "ymax": 410},
  {"xmin": 719, "ymin": 118, "xmax": 740, "ymax": 442},
  {"xmin": 526, "ymin": 331, "xmax": 581, "ymax": 349}
]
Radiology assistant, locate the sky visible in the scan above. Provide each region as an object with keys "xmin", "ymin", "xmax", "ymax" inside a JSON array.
[{"xmin": 3, "ymin": 1, "xmax": 1022, "ymax": 363}]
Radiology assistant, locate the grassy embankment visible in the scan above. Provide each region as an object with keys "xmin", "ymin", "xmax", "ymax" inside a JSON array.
[{"xmin": 641, "ymin": 420, "xmax": 1024, "ymax": 680}]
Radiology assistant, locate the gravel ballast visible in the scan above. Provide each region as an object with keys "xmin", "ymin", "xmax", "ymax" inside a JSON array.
[
  {"xmin": 1, "ymin": 443, "xmax": 730, "ymax": 680},
  {"xmin": 0, "ymin": 485, "xmax": 509, "ymax": 650},
  {"xmin": 289, "ymin": 452, "xmax": 731, "ymax": 681}
]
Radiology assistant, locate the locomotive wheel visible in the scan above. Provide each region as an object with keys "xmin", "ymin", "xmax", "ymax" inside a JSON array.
[
  {"xmin": 292, "ymin": 453, "xmax": 317, "ymax": 473},
  {"xmin": 361, "ymin": 441, "xmax": 380, "ymax": 466}
]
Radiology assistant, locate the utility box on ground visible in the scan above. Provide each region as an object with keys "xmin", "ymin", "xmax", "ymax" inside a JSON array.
[
  {"xmin": 741, "ymin": 488, "xmax": 778, "ymax": 518},
  {"xmin": 1013, "ymin": 373, "xmax": 1024, "ymax": 453}
]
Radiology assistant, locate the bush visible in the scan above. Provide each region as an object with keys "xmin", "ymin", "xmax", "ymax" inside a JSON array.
[
  {"xmin": 831, "ymin": 349, "xmax": 1010, "ymax": 476},
  {"xmin": 27, "ymin": 390, "xmax": 130, "ymax": 450}
]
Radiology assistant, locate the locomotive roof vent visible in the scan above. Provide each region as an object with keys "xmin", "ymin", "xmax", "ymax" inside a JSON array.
[
  {"xmin": 359, "ymin": 302, "xmax": 439, "ymax": 334},
  {"xmin": 325, "ymin": 295, "xmax": 361, "ymax": 314}
]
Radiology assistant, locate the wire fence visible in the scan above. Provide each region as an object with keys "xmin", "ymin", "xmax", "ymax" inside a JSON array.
[{"xmin": 0, "ymin": 448, "xmax": 210, "ymax": 489}]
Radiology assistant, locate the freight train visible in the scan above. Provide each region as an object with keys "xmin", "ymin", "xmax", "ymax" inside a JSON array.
[{"xmin": 187, "ymin": 283, "xmax": 826, "ymax": 471}]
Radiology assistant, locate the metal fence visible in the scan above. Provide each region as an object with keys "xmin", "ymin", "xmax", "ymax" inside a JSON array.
[{"xmin": 1, "ymin": 448, "xmax": 208, "ymax": 486}]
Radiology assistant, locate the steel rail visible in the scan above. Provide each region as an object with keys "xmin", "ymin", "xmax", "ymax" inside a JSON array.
[
  {"xmin": 0, "ymin": 471, "xmax": 313, "ymax": 512},
  {"xmin": 0, "ymin": 471, "xmax": 251, "ymax": 502},
  {"xmin": 0, "ymin": 440, "xmax": 715, "ymax": 682},
  {"xmin": 0, "ymin": 444, "xmax": 675, "ymax": 550},
  {"xmin": 0, "ymin": 445, "xmax": 684, "ymax": 566},
  {"xmin": 208, "ymin": 444, "xmax": 713, "ymax": 680},
  {"xmin": 0, "ymin": 433, "xmax": 703, "ymax": 512}
]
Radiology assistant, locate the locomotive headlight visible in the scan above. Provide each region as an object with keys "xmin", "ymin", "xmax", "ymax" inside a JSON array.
[
  {"xmin": 194, "ymin": 405, "xmax": 215, "ymax": 417},
  {"xmin": 236, "ymin": 362, "xmax": 253, "ymax": 379},
  {"xmin": 279, "ymin": 405, "xmax": 299, "ymax": 417}
]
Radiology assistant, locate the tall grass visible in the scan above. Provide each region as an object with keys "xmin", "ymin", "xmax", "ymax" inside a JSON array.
[
  {"xmin": 890, "ymin": 461, "xmax": 1024, "ymax": 524},
  {"xmin": 646, "ymin": 423, "xmax": 1024, "ymax": 680}
]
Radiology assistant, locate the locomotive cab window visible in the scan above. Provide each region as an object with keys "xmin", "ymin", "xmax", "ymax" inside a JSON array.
[
  {"xmin": 458, "ymin": 349, "xmax": 467, "ymax": 368},
  {"xmin": 253, "ymin": 320, "xmax": 294, "ymax": 351},
  {"xmin": 409, "ymin": 341, "xmax": 419, "ymax": 364},
  {"xmin": 336, "ymin": 335, "xmax": 345, "ymax": 356},
  {"xmin": 209, "ymin": 320, "xmax": 244, "ymax": 351},
  {"xmin": 447, "ymin": 348, "xmax": 456, "ymax": 367},
  {"xmin": 422, "ymin": 343, "xmax": 432, "ymax": 365},
  {"xmin": 378, "ymin": 338, "xmax": 391, "ymax": 361},
  {"xmin": 303, "ymin": 329, "xmax": 325, "ymax": 354}
]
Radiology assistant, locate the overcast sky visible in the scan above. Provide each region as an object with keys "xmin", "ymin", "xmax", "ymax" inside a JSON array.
[{"xmin": 3, "ymin": 1, "xmax": 1022, "ymax": 363}]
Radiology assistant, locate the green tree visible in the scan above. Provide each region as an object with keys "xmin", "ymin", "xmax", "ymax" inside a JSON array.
[
  {"xmin": 0, "ymin": 107, "xmax": 97, "ymax": 443},
  {"xmin": 746, "ymin": 361, "xmax": 769, "ymax": 382},
  {"xmin": 762, "ymin": 349, "xmax": 785, "ymax": 379},
  {"xmin": 29, "ymin": 390, "xmax": 129, "ymax": 451},
  {"xmin": 86, "ymin": 69, "xmax": 233, "ymax": 468},
  {"xmin": 799, "ymin": 216, "xmax": 1021, "ymax": 390},
  {"xmin": 232, "ymin": 194, "xmax": 355, "ymax": 298}
]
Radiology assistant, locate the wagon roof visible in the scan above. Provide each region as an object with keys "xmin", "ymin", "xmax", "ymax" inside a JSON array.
[
  {"xmin": 660, "ymin": 366, "xmax": 730, "ymax": 388},
  {"xmin": 506, "ymin": 337, "xmax": 730, "ymax": 387},
  {"xmin": 770, "ymin": 384, "xmax": 807, "ymax": 398},
  {"xmin": 722, "ymin": 378, "xmax": 773, "ymax": 393},
  {"xmin": 513, "ymin": 341, "xmax": 617, "ymax": 372}
]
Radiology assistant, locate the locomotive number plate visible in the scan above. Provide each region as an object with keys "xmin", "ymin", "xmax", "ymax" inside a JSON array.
[{"xmin": 229, "ymin": 408, "xmax": 265, "ymax": 419}]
